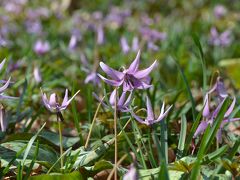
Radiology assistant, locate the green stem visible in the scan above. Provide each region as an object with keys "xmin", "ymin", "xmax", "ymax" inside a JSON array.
[{"xmin": 57, "ymin": 114, "xmax": 63, "ymax": 170}]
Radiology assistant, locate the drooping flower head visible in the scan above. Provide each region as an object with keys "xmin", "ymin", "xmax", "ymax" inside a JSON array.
[
  {"xmin": 131, "ymin": 96, "xmax": 172, "ymax": 126},
  {"xmin": 41, "ymin": 89, "xmax": 80, "ymax": 113},
  {"xmin": 34, "ymin": 40, "xmax": 50, "ymax": 55},
  {"xmin": 0, "ymin": 59, "xmax": 16, "ymax": 100},
  {"xmin": 123, "ymin": 163, "xmax": 138, "ymax": 180},
  {"xmin": 94, "ymin": 89, "xmax": 132, "ymax": 112},
  {"xmin": 120, "ymin": 36, "xmax": 139, "ymax": 54},
  {"xmin": 209, "ymin": 27, "xmax": 232, "ymax": 47},
  {"xmin": 194, "ymin": 76, "xmax": 240, "ymax": 143},
  {"xmin": 98, "ymin": 50, "xmax": 157, "ymax": 91},
  {"xmin": 80, "ymin": 53, "xmax": 101, "ymax": 86},
  {"xmin": 214, "ymin": 5, "xmax": 227, "ymax": 19}
]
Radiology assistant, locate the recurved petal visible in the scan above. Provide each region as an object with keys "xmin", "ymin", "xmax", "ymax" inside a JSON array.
[
  {"xmin": 0, "ymin": 77, "xmax": 11, "ymax": 93},
  {"xmin": 123, "ymin": 91, "xmax": 132, "ymax": 107},
  {"xmin": 127, "ymin": 50, "xmax": 141, "ymax": 73},
  {"xmin": 0, "ymin": 94, "xmax": 18, "ymax": 99},
  {"xmin": 65, "ymin": 90, "xmax": 80, "ymax": 107},
  {"xmin": 0, "ymin": 59, "xmax": 6, "ymax": 72},
  {"xmin": 136, "ymin": 81, "xmax": 152, "ymax": 90},
  {"xmin": 202, "ymin": 94, "xmax": 210, "ymax": 117},
  {"xmin": 61, "ymin": 89, "xmax": 69, "ymax": 107},
  {"xmin": 100, "ymin": 62, "xmax": 124, "ymax": 80},
  {"xmin": 109, "ymin": 89, "xmax": 117, "ymax": 106},
  {"xmin": 146, "ymin": 96, "xmax": 154, "ymax": 121},
  {"xmin": 98, "ymin": 74, "xmax": 123, "ymax": 87},
  {"xmin": 131, "ymin": 110, "xmax": 146, "ymax": 125},
  {"xmin": 118, "ymin": 91, "xmax": 127, "ymax": 106},
  {"xmin": 224, "ymin": 97, "xmax": 236, "ymax": 118},
  {"xmin": 194, "ymin": 121, "xmax": 209, "ymax": 137},
  {"xmin": 49, "ymin": 93, "xmax": 57, "ymax": 107},
  {"xmin": 156, "ymin": 104, "xmax": 172, "ymax": 122},
  {"xmin": 134, "ymin": 60, "xmax": 157, "ymax": 79}
]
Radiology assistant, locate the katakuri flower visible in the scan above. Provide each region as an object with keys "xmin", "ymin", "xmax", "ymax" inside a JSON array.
[
  {"xmin": 123, "ymin": 164, "xmax": 138, "ymax": 180},
  {"xmin": 98, "ymin": 50, "xmax": 157, "ymax": 91},
  {"xmin": 214, "ymin": 5, "xmax": 227, "ymax": 19},
  {"xmin": 194, "ymin": 77, "xmax": 240, "ymax": 143},
  {"xmin": 94, "ymin": 89, "xmax": 132, "ymax": 112},
  {"xmin": 41, "ymin": 89, "xmax": 80, "ymax": 113},
  {"xmin": 0, "ymin": 59, "xmax": 16, "ymax": 100},
  {"xmin": 209, "ymin": 27, "xmax": 232, "ymax": 47},
  {"xmin": 34, "ymin": 40, "xmax": 50, "ymax": 55},
  {"xmin": 131, "ymin": 96, "xmax": 172, "ymax": 126},
  {"xmin": 120, "ymin": 36, "xmax": 139, "ymax": 54}
]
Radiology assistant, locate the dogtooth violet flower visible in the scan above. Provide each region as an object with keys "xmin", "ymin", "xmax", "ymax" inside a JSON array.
[
  {"xmin": 131, "ymin": 96, "xmax": 172, "ymax": 126},
  {"xmin": 98, "ymin": 50, "xmax": 157, "ymax": 91},
  {"xmin": 34, "ymin": 40, "xmax": 50, "ymax": 55},
  {"xmin": 123, "ymin": 163, "xmax": 138, "ymax": 180},
  {"xmin": 0, "ymin": 59, "xmax": 16, "ymax": 100},
  {"xmin": 93, "ymin": 89, "xmax": 132, "ymax": 112},
  {"xmin": 41, "ymin": 89, "xmax": 80, "ymax": 113},
  {"xmin": 194, "ymin": 77, "xmax": 240, "ymax": 143},
  {"xmin": 209, "ymin": 27, "xmax": 232, "ymax": 47}
]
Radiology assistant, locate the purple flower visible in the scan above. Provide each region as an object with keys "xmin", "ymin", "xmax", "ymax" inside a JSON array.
[
  {"xmin": 120, "ymin": 36, "xmax": 139, "ymax": 54},
  {"xmin": 94, "ymin": 89, "xmax": 132, "ymax": 112},
  {"xmin": 33, "ymin": 66, "xmax": 42, "ymax": 83},
  {"xmin": 68, "ymin": 29, "xmax": 82, "ymax": 51},
  {"xmin": 131, "ymin": 96, "xmax": 172, "ymax": 126},
  {"xmin": 123, "ymin": 164, "xmax": 138, "ymax": 180},
  {"xmin": 98, "ymin": 50, "xmax": 157, "ymax": 91},
  {"xmin": 0, "ymin": 59, "xmax": 16, "ymax": 100},
  {"xmin": 34, "ymin": 40, "xmax": 50, "ymax": 55},
  {"xmin": 214, "ymin": 5, "xmax": 227, "ymax": 19},
  {"xmin": 41, "ymin": 89, "xmax": 80, "ymax": 113},
  {"xmin": 140, "ymin": 27, "xmax": 167, "ymax": 51},
  {"xmin": 80, "ymin": 53, "xmax": 101, "ymax": 86},
  {"xmin": 96, "ymin": 24, "xmax": 104, "ymax": 45},
  {"xmin": 194, "ymin": 77, "xmax": 240, "ymax": 143},
  {"xmin": 209, "ymin": 27, "xmax": 232, "ymax": 47}
]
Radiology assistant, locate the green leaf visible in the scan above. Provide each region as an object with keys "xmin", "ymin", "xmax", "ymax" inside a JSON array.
[
  {"xmin": 177, "ymin": 114, "xmax": 187, "ymax": 159},
  {"xmin": 29, "ymin": 171, "xmax": 84, "ymax": 180},
  {"xmin": 0, "ymin": 141, "xmax": 58, "ymax": 169}
]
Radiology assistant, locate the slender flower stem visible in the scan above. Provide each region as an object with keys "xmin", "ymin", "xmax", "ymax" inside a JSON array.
[
  {"xmin": 57, "ymin": 114, "xmax": 63, "ymax": 169},
  {"xmin": 114, "ymin": 88, "xmax": 118, "ymax": 180},
  {"xmin": 84, "ymin": 96, "xmax": 104, "ymax": 149}
]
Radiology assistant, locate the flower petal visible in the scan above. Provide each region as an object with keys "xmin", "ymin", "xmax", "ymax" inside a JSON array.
[
  {"xmin": 136, "ymin": 81, "xmax": 152, "ymax": 90},
  {"xmin": 109, "ymin": 89, "xmax": 117, "ymax": 106},
  {"xmin": 99, "ymin": 62, "xmax": 124, "ymax": 80},
  {"xmin": 146, "ymin": 96, "xmax": 154, "ymax": 121},
  {"xmin": 49, "ymin": 93, "xmax": 57, "ymax": 107},
  {"xmin": 64, "ymin": 90, "xmax": 80, "ymax": 107},
  {"xmin": 134, "ymin": 60, "xmax": 157, "ymax": 79},
  {"xmin": 156, "ymin": 104, "xmax": 172, "ymax": 122},
  {"xmin": 202, "ymin": 94, "xmax": 210, "ymax": 117},
  {"xmin": 224, "ymin": 97, "xmax": 236, "ymax": 118},
  {"xmin": 194, "ymin": 121, "xmax": 209, "ymax": 137},
  {"xmin": 118, "ymin": 91, "xmax": 127, "ymax": 107},
  {"xmin": 0, "ymin": 59, "xmax": 6, "ymax": 72},
  {"xmin": 61, "ymin": 89, "xmax": 69, "ymax": 107},
  {"xmin": 127, "ymin": 50, "xmax": 141, "ymax": 73},
  {"xmin": 131, "ymin": 110, "xmax": 146, "ymax": 125},
  {"xmin": 0, "ymin": 77, "xmax": 11, "ymax": 93},
  {"xmin": 98, "ymin": 74, "xmax": 123, "ymax": 87}
]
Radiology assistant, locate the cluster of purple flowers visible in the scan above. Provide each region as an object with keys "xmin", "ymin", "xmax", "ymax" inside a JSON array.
[
  {"xmin": 194, "ymin": 77, "xmax": 240, "ymax": 143},
  {"xmin": 97, "ymin": 50, "xmax": 172, "ymax": 126}
]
